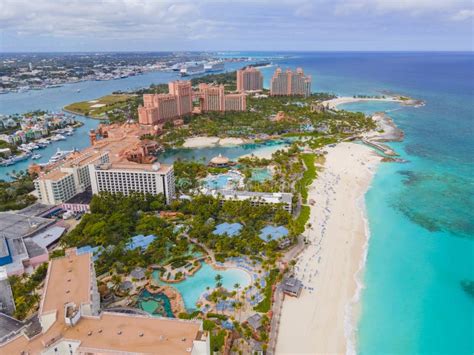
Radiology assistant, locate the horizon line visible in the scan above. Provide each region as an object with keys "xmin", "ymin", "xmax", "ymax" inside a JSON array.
[{"xmin": 1, "ymin": 50, "xmax": 473, "ymax": 54}]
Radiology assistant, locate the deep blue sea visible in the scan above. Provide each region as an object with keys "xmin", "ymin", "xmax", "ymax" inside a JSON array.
[{"xmin": 1, "ymin": 52, "xmax": 473, "ymax": 353}]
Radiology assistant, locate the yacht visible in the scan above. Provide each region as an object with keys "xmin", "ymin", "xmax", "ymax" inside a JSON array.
[
  {"xmin": 31, "ymin": 153, "xmax": 42, "ymax": 160},
  {"xmin": 48, "ymin": 148, "xmax": 74, "ymax": 164}
]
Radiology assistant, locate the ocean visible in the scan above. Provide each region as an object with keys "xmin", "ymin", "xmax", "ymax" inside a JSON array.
[
  {"xmin": 223, "ymin": 51, "xmax": 474, "ymax": 353},
  {"xmin": 287, "ymin": 52, "xmax": 473, "ymax": 354},
  {"xmin": 1, "ymin": 52, "xmax": 473, "ymax": 353}
]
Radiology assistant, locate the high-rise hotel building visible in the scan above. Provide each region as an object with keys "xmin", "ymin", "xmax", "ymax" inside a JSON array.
[
  {"xmin": 198, "ymin": 84, "xmax": 246, "ymax": 112},
  {"xmin": 34, "ymin": 124, "xmax": 176, "ymax": 206},
  {"xmin": 236, "ymin": 67, "xmax": 264, "ymax": 92},
  {"xmin": 270, "ymin": 68, "xmax": 311, "ymax": 97},
  {"xmin": 89, "ymin": 161, "xmax": 175, "ymax": 204},
  {"xmin": 138, "ymin": 80, "xmax": 193, "ymax": 126}
]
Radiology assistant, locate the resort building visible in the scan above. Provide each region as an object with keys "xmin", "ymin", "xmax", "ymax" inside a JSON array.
[
  {"xmin": 281, "ymin": 276, "xmax": 303, "ymax": 297},
  {"xmin": 270, "ymin": 68, "xmax": 311, "ymax": 97},
  {"xmin": 0, "ymin": 210, "xmax": 57, "ymax": 276},
  {"xmin": 34, "ymin": 151, "xmax": 110, "ymax": 205},
  {"xmin": 224, "ymin": 93, "xmax": 247, "ymax": 111},
  {"xmin": 198, "ymin": 84, "xmax": 246, "ymax": 112},
  {"xmin": 0, "ymin": 248, "xmax": 210, "ymax": 354},
  {"xmin": 138, "ymin": 80, "xmax": 192, "ymax": 126},
  {"xmin": 34, "ymin": 123, "xmax": 176, "ymax": 205},
  {"xmin": 89, "ymin": 161, "xmax": 176, "ymax": 204},
  {"xmin": 207, "ymin": 190, "xmax": 293, "ymax": 213},
  {"xmin": 169, "ymin": 80, "xmax": 193, "ymax": 117},
  {"xmin": 237, "ymin": 67, "xmax": 264, "ymax": 92}
]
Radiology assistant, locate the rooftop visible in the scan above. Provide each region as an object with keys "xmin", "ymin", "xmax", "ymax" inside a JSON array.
[
  {"xmin": 0, "ymin": 313, "xmax": 23, "ymax": 343},
  {"xmin": 213, "ymin": 222, "xmax": 243, "ymax": 237},
  {"xmin": 40, "ymin": 249, "xmax": 91, "ymax": 316},
  {"xmin": 0, "ymin": 212, "xmax": 53, "ymax": 239},
  {"xmin": 214, "ymin": 190, "xmax": 293, "ymax": 204},
  {"xmin": 29, "ymin": 226, "xmax": 65, "ymax": 250},
  {"xmin": 259, "ymin": 225, "xmax": 289, "ymax": 242},
  {"xmin": 96, "ymin": 161, "xmax": 172, "ymax": 173},
  {"xmin": 127, "ymin": 234, "xmax": 157, "ymax": 251}
]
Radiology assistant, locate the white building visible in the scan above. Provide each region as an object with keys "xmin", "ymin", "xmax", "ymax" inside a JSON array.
[
  {"xmin": 89, "ymin": 161, "xmax": 175, "ymax": 204},
  {"xmin": 35, "ymin": 150, "xmax": 175, "ymax": 205},
  {"xmin": 207, "ymin": 189, "xmax": 293, "ymax": 212},
  {"xmin": 34, "ymin": 151, "xmax": 109, "ymax": 205}
]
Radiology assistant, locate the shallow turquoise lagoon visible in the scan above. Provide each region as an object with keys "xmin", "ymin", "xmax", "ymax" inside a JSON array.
[
  {"xmin": 249, "ymin": 167, "xmax": 271, "ymax": 182},
  {"xmin": 155, "ymin": 262, "xmax": 251, "ymax": 311},
  {"xmin": 136, "ymin": 289, "xmax": 174, "ymax": 318}
]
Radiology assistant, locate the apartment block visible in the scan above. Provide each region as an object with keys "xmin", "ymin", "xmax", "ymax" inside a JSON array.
[
  {"xmin": 270, "ymin": 67, "xmax": 311, "ymax": 97},
  {"xmin": 237, "ymin": 67, "xmax": 264, "ymax": 92}
]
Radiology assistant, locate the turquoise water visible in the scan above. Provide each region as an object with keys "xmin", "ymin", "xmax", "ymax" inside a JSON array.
[
  {"xmin": 340, "ymin": 98, "xmax": 473, "ymax": 354},
  {"xmin": 249, "ymin": 167, "xmax": 271, "ymax": 182},
  {"xmin": 157, "ymin": 139, "xmax": 291, "ymax": 166},
  {"xmin": 155, "ymin": 262, "xmax": 251, "ymax": 311},
  {"xmin": 136, "ymin": 289, "xmax": 174, "ymax": 318},
  {"xmin": 203, "ymin": 172, "xmax": 242, "ymax": 190},
  {"xmin": 1, "ymin": 52, "xmax": 472, "ymax": 352}
]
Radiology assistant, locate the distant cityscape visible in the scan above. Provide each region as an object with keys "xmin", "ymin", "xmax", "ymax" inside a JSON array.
[{"xmin": 0, "ymin": 52, "xmax": 270, "ymax": 94}]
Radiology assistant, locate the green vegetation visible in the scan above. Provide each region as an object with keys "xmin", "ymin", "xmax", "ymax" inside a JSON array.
[
  {"xmin": 61, "ymin": 192, "xmax": 181, "ymax": 275},
  {"xmin": 173, "ymin": 159, "xmax": 208, "ymax": 193},
  {"xmin": 49, "ymin": 249, "xmax": 66, "ymax": 259},
  {"xmin": 9, "ymin": 263, "xmax": 48, "ymax": 320},
  {"xmin": 294, "ymin": 205, "xmax": 311, "ymax": 235},
  {"xmin": 178, "ymin": 310, "xmax": 201, "ymax": 319},
  {"xmin": 0, "ymin": 140, "xmax": 19, "ymax": 157},
  {"xmin": 0, "ymin": 171, "xmax": 37, "ymax": 211},
  {"xmin": 295, "ymin": 154, "xmax": 317, "ymax": 203},
  {"xmin": 64, "ymin": 94, "xmax": 134, "ymax": 119},
  {"xmin": 254, "ymin": 268, "xmax": 280, "ymax": 313},
  {"xmin": 210, "ymin": 329, "xmax": 226, "ymax": 353}
]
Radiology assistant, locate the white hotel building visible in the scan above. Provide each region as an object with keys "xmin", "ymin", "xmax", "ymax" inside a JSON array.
[
  {"xmin": 88, "ymin": 161, "xmax": 175, "ymax": 204},
  {"xmin": 34, "ymin": 151, "xmax": 175, "ymax": 205}
]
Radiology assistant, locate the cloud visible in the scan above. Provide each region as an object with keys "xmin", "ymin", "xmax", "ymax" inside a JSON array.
[
  {"xmin": 0, "ymin": 0, "xmax": 205, "ymax": 39},
  {"xmin": 0, "ymin": 0, "xmax": 472, "ymax": 51},
  {"xmin": 450, "ymin": 9, "xmax": 474, "ymax": 21},
  {"xmin": 334, "ymin": 0, "xmax": 472, "ymax": 16}
]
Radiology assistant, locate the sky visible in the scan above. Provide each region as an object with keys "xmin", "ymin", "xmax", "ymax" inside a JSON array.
[{"xmin": 0, "ymin": 0, "xmax": 473, "ymax": 52}]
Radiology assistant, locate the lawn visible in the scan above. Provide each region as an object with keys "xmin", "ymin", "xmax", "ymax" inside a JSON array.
[{"xmin": 64, "ymin": 94, "xmax": 133, "ymax": 118}]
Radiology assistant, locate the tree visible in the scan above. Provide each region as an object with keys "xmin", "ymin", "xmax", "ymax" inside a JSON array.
[{"xmin": 215, "ymin": 274, "xmax": 223, "ymax": 289}]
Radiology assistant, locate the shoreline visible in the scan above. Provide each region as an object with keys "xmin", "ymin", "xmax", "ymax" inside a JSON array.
[
  {"xmin": 275, "ymin": 142, "xmax": 381, "ymax": 354},
  {"xmin": 182, "ymin": 136, "xmax": 248, "ymax": 148},
  {"xmin": 322, "ymin": 95, "xmax": 422, "ymax": 111}
]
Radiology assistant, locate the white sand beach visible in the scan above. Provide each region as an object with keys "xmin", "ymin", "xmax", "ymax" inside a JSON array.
[
  {"xmin": 275, "ymin": 143, "xmax": 381, "ymax": 354},
  {"xmin": 322, "ymin": 96, "xmax": 403, "ymax": 110},
  {"xmin": 182, "ymin": 136, "xmax": 246, "ymax": 148}
]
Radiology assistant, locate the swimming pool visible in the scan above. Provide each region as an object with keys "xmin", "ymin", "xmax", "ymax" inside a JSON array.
[
  {"xmin": 155, "ymin": 262, "xmax": 251, "ymax": 311},
  {"xmin": 203, "ymin": 171, "xmax": 242, "ymax": 190}
]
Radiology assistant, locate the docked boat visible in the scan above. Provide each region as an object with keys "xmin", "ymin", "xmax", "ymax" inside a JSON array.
[
  {"xmin": 180, "ymin": 63, "xmax": 205, "ymax": 76},
  {"xmin": 48, "ymin": 148, "xmax": 74, "ymax": 164},
  {"xmin": 50, "ymin": 134, "xmax": 66, "ymax": 141},
  {"xmin": 204, "ymin": 61, "xmax": 225, "ymax": 72}
]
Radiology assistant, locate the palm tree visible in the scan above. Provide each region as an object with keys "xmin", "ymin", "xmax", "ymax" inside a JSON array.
[
  {"xmin": 233, "ymin": 283, "xmax": 240, "ymax": 294},
  {"xmin": 215, "ymin": 274, "xmax": 223, "ymax": 289}
]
